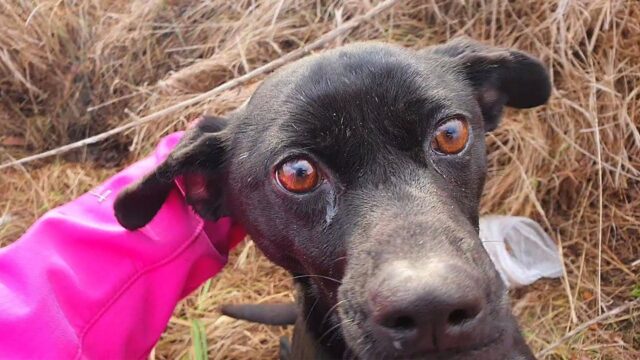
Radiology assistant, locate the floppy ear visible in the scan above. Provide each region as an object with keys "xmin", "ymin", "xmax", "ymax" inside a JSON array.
[
  {"xmin": 428, "ymin": 37, "xmax": 551, "ymax": 131},
  {"xmin": 114, "ymin": 116, "xmax": 230, "ymax": 230}
]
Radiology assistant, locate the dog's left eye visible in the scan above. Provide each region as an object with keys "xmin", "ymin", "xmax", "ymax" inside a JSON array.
[
  {"xmin": 431, "ymin": 117, "xmax": 470, "ymax": 155},
  {"xmin": 275, "ymin": 158, "xmax": 320, "ymax": 193}
]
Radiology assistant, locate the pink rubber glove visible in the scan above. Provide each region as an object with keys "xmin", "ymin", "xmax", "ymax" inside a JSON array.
[{"xmin": 0, "ymin": 131, "xmax": 245, "ymax": 359}]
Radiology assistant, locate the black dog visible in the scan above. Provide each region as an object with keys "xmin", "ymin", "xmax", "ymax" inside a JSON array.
[{"xmin": 114, "ymin": 37, "xmax": 551, "ymax": 359}]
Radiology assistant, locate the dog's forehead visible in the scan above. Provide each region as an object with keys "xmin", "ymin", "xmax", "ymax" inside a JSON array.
[{"xmin": 243, "ymin": 43, "xmax": 478, "ymax": 178}]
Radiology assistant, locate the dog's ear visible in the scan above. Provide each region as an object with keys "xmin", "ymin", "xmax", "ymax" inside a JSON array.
[
  {"xmin": 114, "ymin": 116, "xmax": 230, "ymax": 230},
  {"xmin": 426, "ymin": 37, "xmax": 551, "ymax": 131}
]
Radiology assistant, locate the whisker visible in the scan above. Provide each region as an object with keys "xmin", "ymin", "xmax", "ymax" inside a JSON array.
[
  {"xmin": 332, "ymin": 256, "xmax": 347, "ymax": 264},
  {"xmin": 321, "ymin": 299, "xmax": 346, "ymax": 326},
  {"xmin": 327, "ymin": 325, "xmax": 343, "ymax": 345},
  {"xmin": 318, "ymin": 319, "xmax": 353, "ymax": 342},
  {"xmin": 292, "ymin": 274, "xmax": 342, "ymax": 284},
  {"xmin": 305, "ymin": 296, "xmax": 319, "ymax": 324}
]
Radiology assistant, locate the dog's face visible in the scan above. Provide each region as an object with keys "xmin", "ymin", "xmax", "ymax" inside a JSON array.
[{"xmin": 115, "ymin": 38, "xmax": 550, "ymax": 359}]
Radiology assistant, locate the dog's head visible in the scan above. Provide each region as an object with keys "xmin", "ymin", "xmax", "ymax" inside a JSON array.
[{"xmin": 115, "ymin": 38, "xmax": 550, "ymax": 359}]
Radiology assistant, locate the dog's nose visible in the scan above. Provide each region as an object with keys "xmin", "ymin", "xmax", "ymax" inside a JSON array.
[{"xmin": 368, "ymin": 261, "xmax": 489, "ymax": 354}]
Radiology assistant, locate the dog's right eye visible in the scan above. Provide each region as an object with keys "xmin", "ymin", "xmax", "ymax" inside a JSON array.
[{"xmin": 275, "ymin": 158, "xmax": 320, "ymax": 193}]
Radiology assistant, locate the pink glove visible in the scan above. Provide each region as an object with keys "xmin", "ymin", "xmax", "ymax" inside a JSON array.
[{"xmin": 0, "ymin": 132, "xmax": 245, "ymax": 359}]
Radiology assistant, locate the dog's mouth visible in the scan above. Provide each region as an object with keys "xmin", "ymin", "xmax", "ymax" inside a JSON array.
[{"xmin": 404, "ymin": 330, "xmax": 504, "ymax": 358}]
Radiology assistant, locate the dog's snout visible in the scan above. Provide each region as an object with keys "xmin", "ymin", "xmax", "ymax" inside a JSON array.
[{"xmin": 368, "ymin": 261, "xmax": 490, "ymax": 354}]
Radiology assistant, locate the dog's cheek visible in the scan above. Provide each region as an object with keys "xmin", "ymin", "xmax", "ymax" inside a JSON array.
[
  {"xmin": 430, "ymin": 139, "xmax": 486, "ymax": 225},
  {"xmin": 222, "ymin": 185, "xmax": 303, "ymax": 271},
  {"xmin": 336, "ymin": 247, "xmax": 379, "ymax": 344},
  {"xmin": 274, "ymin": 194, "xmax": 343, "ymax": 266},
  {"xmin": 337, "ymin": 280, "xmax": 380, "ymax": 358},
  {"xmin": 336, "ymin": 290, "xmax": 367, "ymax": 355}
]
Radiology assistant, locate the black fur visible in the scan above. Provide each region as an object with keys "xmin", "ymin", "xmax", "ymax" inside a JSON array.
[{"xmin": 114, "ymin": 38, "xmax": 550, "ymax": 359}]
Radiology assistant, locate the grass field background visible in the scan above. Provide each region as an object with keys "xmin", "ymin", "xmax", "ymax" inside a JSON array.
[{"xmin": 1, "ymin": 0, "xmax": 638, "ymax": 358}]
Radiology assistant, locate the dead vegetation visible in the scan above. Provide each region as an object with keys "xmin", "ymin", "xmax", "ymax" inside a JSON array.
[{"xmin": 0, "ymin": 0, "xmax": 638, "ymax": 359}]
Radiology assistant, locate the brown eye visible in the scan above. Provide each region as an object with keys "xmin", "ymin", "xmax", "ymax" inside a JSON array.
[
  {"xmin": 431, "ymin": 117, "xmax": 470, "ymax": 155},
  {"xmin": 276, "ymin": 158, "xmax": 320, "ymax": 193}
]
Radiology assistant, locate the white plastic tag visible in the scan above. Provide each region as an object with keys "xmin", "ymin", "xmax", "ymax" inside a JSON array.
[{"xmin": 480, "ymin": 215, "xmax": 563, "ymax": 288}]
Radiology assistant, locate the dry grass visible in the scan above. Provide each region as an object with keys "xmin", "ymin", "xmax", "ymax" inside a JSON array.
[{"xmin": 1, "ymin": 0, "xmax": 639, "ymax": 359}]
